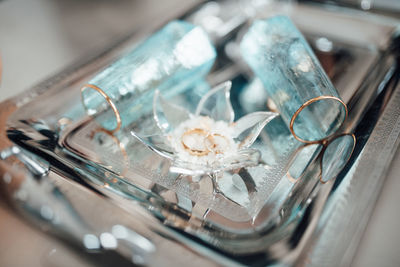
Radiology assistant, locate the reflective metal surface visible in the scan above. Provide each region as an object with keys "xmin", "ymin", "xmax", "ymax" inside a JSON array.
[{"xmin": 1, "ymin": 0, "xmax": 400, "ymax": 266}]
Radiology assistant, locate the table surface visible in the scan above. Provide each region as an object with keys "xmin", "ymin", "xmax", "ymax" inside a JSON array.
[{"xmin": 0, "ymin": 0, "xmax": 399, "ymax": 266}]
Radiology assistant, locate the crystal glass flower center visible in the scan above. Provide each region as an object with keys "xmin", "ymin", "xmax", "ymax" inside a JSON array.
[{"xmin": 168, "ymin": 116, "xmax": 238, "ymax": 164}]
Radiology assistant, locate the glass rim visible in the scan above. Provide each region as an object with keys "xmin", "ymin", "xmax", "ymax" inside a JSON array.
[
  {"xmin": 290, "ymin": 95, "xmax": 348, "ymax": 144},
  {"xmin": 319, "ymin": 133, "xmax": 356, "ymax": 184}
]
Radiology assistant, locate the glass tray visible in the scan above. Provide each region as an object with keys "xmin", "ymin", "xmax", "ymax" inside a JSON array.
[{"xmin": 5, "ymin": 1, "xmax": 400, "ymax": 266}]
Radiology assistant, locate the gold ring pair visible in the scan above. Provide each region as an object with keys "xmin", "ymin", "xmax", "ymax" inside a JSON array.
[{"xmin": 181, "ymin": 128, "xmax": 229, "ymax": 156}]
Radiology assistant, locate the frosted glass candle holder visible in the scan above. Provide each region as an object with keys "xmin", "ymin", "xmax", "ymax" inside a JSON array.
[
  {"xmin": 81, "ymin": 20, "xmax": 216, "ymax": 132},
  {"xmin": 240, "ymin": 16, "xmax": 347, "ymax": 143}
]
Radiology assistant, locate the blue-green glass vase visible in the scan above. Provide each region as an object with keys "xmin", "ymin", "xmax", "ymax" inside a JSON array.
[
  {"xmin": 240, "ymin": 16, "xmax": 347, "ymax": 143},
  {"xmin": 82, "ymin": 20, "xmax": 216, "ymax": 132}
]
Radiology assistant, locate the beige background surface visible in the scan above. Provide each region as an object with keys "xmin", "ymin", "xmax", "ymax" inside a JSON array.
[{"xmin": 0, "ymin": 0, "xmax": 399, "ymax": 266}]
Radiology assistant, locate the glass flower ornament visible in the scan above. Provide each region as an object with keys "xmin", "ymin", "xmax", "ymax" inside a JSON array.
[{"xmin": 131, "ymin": 81, "xmax": 278, "ymax": 176}]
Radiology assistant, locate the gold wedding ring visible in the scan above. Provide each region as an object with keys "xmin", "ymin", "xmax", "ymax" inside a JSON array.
[
  {"xmin": 181, "ymin": 129, "xmax": 230, "ymax": 156},
  {"xmin": 289, "ymin": 95, "xmax": 348, "ymax": 144},
  {"xmin": 81, "ymin": 84, "xmax": 122, "ymax": 133},
  {"xmin": 181, "ymin": 128, "xmax": 210, "ymax": 156},
  {"xmin": 205, "ymin": 133, "xmax": 230, "ymax": 154}
]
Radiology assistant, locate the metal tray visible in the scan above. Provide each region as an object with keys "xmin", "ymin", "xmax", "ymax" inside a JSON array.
[{"xmin": 3, "ymin": 1, "xmax": 400, "ymax": 266}]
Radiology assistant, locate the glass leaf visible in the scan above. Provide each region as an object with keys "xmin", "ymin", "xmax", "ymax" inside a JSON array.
[
  {"xmin": 222, "ymin": 148, "xmax": 261, "ymax": 168},
  {"xmin": 130, "ymin": 131, "xmax": 174, "ymax": 159},
  {"xmin": 232, "ymin": 111, "xmax": 278, "ymax": 148},
  {"xmin": 153, "ymin": 90, "xmax": 191, "ymax": 134},
  {"xmin": 195, "ymin": 81, "xmax": 234, "ymax": 123},
  {"xmin": 169, "ymin": 148, "xmax": 261, "ymax": 175}
]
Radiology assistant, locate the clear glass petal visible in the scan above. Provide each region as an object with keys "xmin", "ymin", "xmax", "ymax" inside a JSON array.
[
  {"xmin": 169, "ymin": 148, "xmax": 261, "ymax": 175},
  {"xmin": 169, "ymin": 161, "xmax": 208, "ymax": 176},
  {"xmin": 221, "ymin": 148, "xmax": 261, "ymax": 168},
  {"xmin": 214, "ymin": 170, "xmax": 257, "ymax": 206},
  {"xmin": 130, "ymin": 131, "xmax": 174, "ymax": 159},
  {"xmin": 232, "ymin": 111, "xmax": 278, "ymax": 148},
  {"xmin": 153, "ymin": 90, "xmax": 191, "ymax": 134},
  {"xmin": 195, "ymin": 81, "xmax": 234, "ymax": 123}
]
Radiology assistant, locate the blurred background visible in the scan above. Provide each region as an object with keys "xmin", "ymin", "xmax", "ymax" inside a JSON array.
[
  {"xmin": 0, "ymin": 0, "xmax": 399, "ymax": 266},
  {"xmin": 0, "ymin": 0, "xmax": 195, "ymax": 101}
]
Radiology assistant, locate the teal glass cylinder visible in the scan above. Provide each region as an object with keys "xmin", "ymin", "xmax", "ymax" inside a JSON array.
[
  {"xmin": 81, "ymin": 20, "xmax": 216, "ymax": 132},
  {"xmin": 321, "ymin": 134, "xmax": 355, "ymax": 183},
  {"xmin": 240, "ymin": 16, "xmax": 347, "ymax": 143}
]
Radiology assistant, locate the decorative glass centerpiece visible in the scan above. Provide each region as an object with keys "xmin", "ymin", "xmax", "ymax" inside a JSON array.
[
  {"xmin": 80, "ymin": 15, "xmax": 355, "ymax": 188},
  {"xmin": 132, "ymin": 81, "xmax": 278, "ymax": 176},
  {"xmin": 6, "ymin": 1, "xmax": 398, "ymax": 265}
]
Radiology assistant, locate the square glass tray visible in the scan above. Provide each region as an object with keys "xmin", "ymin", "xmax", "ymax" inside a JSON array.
[{"xmin": 5, "ymin": 1, "xmax": 400, "ymax": 265}]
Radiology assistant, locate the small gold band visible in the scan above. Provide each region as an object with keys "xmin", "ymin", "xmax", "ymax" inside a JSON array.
[
  {"xmin": 205, "ymin": 133, "xmax": 230, "ymax": 154},
  {"xmin": 289, "ymin": 95, "xmax": 348, "ymax": 144},
  {"xmin": 181, "ymin": 128, "xmax": 210, "ymax": 156},
  {"xmin": 181, "ymin": 129, "xmax": 231, "ymax": 156},
  {"xmin": 81, "ymin": 84, "xmax": 122, "ymax": 133}
]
